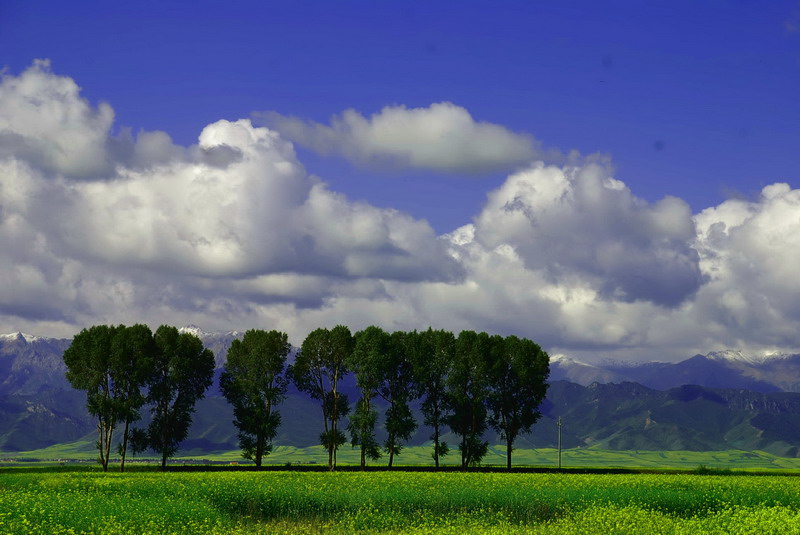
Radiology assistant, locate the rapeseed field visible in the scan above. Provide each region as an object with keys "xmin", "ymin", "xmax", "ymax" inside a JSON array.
[{"xmin": 2, "ymin": 468, "xmax": 799, "ymax": 534}]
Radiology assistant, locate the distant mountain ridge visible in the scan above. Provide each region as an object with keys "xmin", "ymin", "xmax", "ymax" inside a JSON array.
[
  {"xmin": 3, "ymin": 328, "xmax": 800, "ymax": 457},
  {"xmin": 550, "ymin": 351, "xmax": 800, "ymax": 393}
]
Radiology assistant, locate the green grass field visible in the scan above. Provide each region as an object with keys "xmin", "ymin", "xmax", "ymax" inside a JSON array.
[
  {"xmin": 2, "ymin": 467, "xmax": 800, "ymax": 534},
  {"xmin": 5, "ymin": 443, "xmax": 800, "ymax": 472}
]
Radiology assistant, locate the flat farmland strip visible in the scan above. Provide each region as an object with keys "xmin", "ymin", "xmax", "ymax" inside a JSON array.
[{"xmin": 2, "ymin": 469, "xmax": 800, "ymax": 533}]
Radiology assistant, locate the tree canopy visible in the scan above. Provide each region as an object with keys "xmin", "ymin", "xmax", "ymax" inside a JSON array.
[
  {"xmin": 64, "ymin": 323, "xmax": 549, "ymax": 470},
  {"xmin": 141, "ymin": 325, "xmax": 215, "ymax": 469},
  {"xmin": 220, "ymin": 329, "xmax": 289, "ymax": 468},
  {"xmin": 288, "ymin": 325, "xmax": 353, "ymax": 470}
]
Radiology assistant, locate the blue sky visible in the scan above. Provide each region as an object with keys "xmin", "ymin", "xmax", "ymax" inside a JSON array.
[
  {"xmin": 2, "ymin": 1, "xmax": 800, "ymax": 361},
  {"xmin": 4, "ymin": 0, "xmax": 798, "ymax": 231}
]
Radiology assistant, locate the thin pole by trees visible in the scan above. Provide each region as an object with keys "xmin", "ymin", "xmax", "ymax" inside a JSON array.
[{"xmin": 557, "ymin": 416, "xmax": 563, "ymax": 470}]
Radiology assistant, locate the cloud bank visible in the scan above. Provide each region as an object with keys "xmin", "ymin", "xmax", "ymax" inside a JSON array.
[{"xmin": 2, "ymin": 61, "xmax": 800, "ymax": 362}]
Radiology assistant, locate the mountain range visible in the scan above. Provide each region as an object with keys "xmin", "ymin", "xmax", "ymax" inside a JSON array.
[
  {"xmin": 2, "ymin": 327, "xmax": 800, "ymax": 457},
  {"xmin": 549, "ymin": 350, "xmax": 800, "ymax": 393}
]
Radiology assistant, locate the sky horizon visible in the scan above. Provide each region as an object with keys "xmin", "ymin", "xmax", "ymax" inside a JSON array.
[{"xmin": 2, "ymin": 1, "xmax": 800, "ymax": 362}]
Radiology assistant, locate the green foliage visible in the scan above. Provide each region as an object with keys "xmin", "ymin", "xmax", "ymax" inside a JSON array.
[
  {"xmin": 220, "ymin": 329, "xmax": 289, "ymax": 468},
  {"xmin": 379, "ymin": 330, "xmax": 417, "ymax": 466},
  {"xmin": 348, "ymin": 397, "xmax": 382, "ymax": 462},
  {"xmin": 62, "ymin": 324, "xmax": 155, "ymax": 472},
  {"xmin": 486, "ymin": 335, "xmax": 550, "ymax": 468},
  {"xmin": 5, "ymin": 469, "xmax": 800, "ymax": 534},
  {"xmin": 447, "ymin": 330, "xmax": 491, "ymax": 468},
  {"xmin": 288, "ymin": 325, "xmax": 353, "ymax": 469},
  {"xmin": 111, "ymin": 324, "xmax": 157, "ymax": 472},
  {"xmin": 140, "ymin": 326, "xmax": 215, "ymax": 468},
  {"xmin": 348, "ymin": 326, "xmax": 388, "ymax": 467},
  {"xmin": 410, "ymin": 328, "xmax": 455, "ymax": 467}
]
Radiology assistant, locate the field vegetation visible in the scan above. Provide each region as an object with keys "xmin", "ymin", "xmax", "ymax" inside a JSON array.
[
  {"xmin": 2, "ymin": 467, "xmax": 800, "ymax": 534},
  {"xmin": 6, "ymin": 445, "xmax": 800, "ymax": 472}
]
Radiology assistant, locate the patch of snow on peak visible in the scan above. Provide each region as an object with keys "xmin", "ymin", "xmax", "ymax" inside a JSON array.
[
  {"xmin": 178, "ymin": 325, "xmax": 207, "ymax": 338},
  {"xmin": 706, "ymin": 349, "xmax": 789, "ymax": 365},
  {"xmin": 0, "ymin": 331, "xmax": 41, "ymax": 343},
  {"xmin": 550, "ymin": 353, "xmax": 595, "ymax": 367}
]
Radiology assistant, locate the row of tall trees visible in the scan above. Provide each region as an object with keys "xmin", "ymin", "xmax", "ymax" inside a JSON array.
[
  {"xmin": 64, "ymin": 324, "xmax": 549, "ymax": 471},
  {"xmin": 226, "ymin": 326, "xmax": 550, "ymax": 470},
  {"xmin": 63, "ymin": 325, "xmax": 215, "ymax": 471}
]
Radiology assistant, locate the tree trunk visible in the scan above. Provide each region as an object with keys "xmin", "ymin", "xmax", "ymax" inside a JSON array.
[
  {"xmin": 506, "ymin": 436, "xmax": 512, "ymax": 470},
  {"xmin": 388, "ymin": 444, "xmax": 394, "ymax": 467},
  {"xmin": 160, "ymin": 408, "xmax": 169, "ymax": 471},
  {"xmin": 328, "ymin": 417, "xmax": 335, "ymax": 471},
  {"xmin": 433, "ymin": 422, "xmax": 440, "ymax": 469},
  {"xmin": 119, "ymin": 420, "xmax": 130, "ymax": 473},
  {"xmin": 360, "ymin": 444, "xmax": 366, "ymax": 470},
  {"xmin": 461, "ymin": 433, "xmax": 467, "ymax": 469},
  {"xmin": 98, "ymin": 423, "xmax": 106, "ymax": 472},
  {"xmin": 256, "ymin": 433, "xmax": 263, "ymax": 469},
  {"xmin": 326, "ymin": 396, "xmax": 334, "ymax": 471},
  {"xmin": 100, "ymin": 421, "xmax": 113, "ymax": 472}
]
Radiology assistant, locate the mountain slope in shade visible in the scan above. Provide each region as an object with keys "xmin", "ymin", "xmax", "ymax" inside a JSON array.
[{"xmin": 535, "ymin": 381, "xmax": 800, "ymax": 457}]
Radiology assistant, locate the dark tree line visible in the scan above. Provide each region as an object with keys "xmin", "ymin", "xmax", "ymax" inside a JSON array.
[{"xmin": 64, "ymin": 324, "xmax": 549, "ymax": 471}]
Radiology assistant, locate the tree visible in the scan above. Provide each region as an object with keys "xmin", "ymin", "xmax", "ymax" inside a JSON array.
[
  {"xmin": 409, "ymin": 328, "xmax": 454, "ymax": 468},
  {"xmin": 348, "ymin": 325, "xmax": 387, "ymax": 468},
  {"xmin": 446, "ymin": 330, "xmax": 491, "ymax": 468},
  {"xmin": 64, "ymin": 325, "xmax": 119, "ymax": 472},
  {"xmin": 111, "ymin": 324, "xmax": 156, "ymax": 472},
  {"xmin": 379, "ymin": 330, "xmax": 417, "ymax": 467},
  {"xmin": 136, "ymin": 326, "xmax": 215, "ymax": 469},
  {"xmin": 288, "ymin": 325, "xmax": 353, "ymax": 470},
  {"xmin": 63, "ymin": 324, "xmax": 153, "ymax": 472},
  {"xmin": 486, "ymin": 335, "xmax": 550, "ymax": 469},
  {"xmin": 220, "ymin": 329, "xmax": 289, "ymax": 468}
]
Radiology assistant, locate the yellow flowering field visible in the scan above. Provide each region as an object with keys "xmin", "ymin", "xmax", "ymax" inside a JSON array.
[{"xmin": 2, "ymin": 468, "xmax": 800, "ymax": 534}]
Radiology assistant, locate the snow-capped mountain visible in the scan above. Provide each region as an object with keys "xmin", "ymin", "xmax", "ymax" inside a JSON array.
[
  {"xmin": 705, "ymin": 349, "xmax": 792, "ymax": 365},
  {"xmin": 0, "ymin": 332, "xmax": 43, "ymax": 344},
  {"xmin": 549, "ymin": 354, "xmax": 630, "ymax": 385},
  {"xmin": 551, "ymin": 349, "xmax": 800, "ymax": 393},
  {"xmin": 177, "ymin": 325, "xmax": 243, "ymax": 367}
]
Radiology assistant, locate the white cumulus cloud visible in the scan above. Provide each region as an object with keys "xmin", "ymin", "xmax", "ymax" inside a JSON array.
[
  {"xmin": 262, "ymin": 102, "xmax": 547, "ymax": 174},
  {"xmin": 3, "ymin": 61, "xmax": 800, "ymax": 364}
]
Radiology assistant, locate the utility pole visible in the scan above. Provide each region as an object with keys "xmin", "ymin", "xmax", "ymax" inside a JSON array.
[{"xmin": 557, "ymin": 416, "xmax": 563, "ymax": 470}]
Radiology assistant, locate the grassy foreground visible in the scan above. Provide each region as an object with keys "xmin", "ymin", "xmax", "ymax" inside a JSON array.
[{"xmin": 2, "ymin": 468, "xmax": 800, "ymax": 534}]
